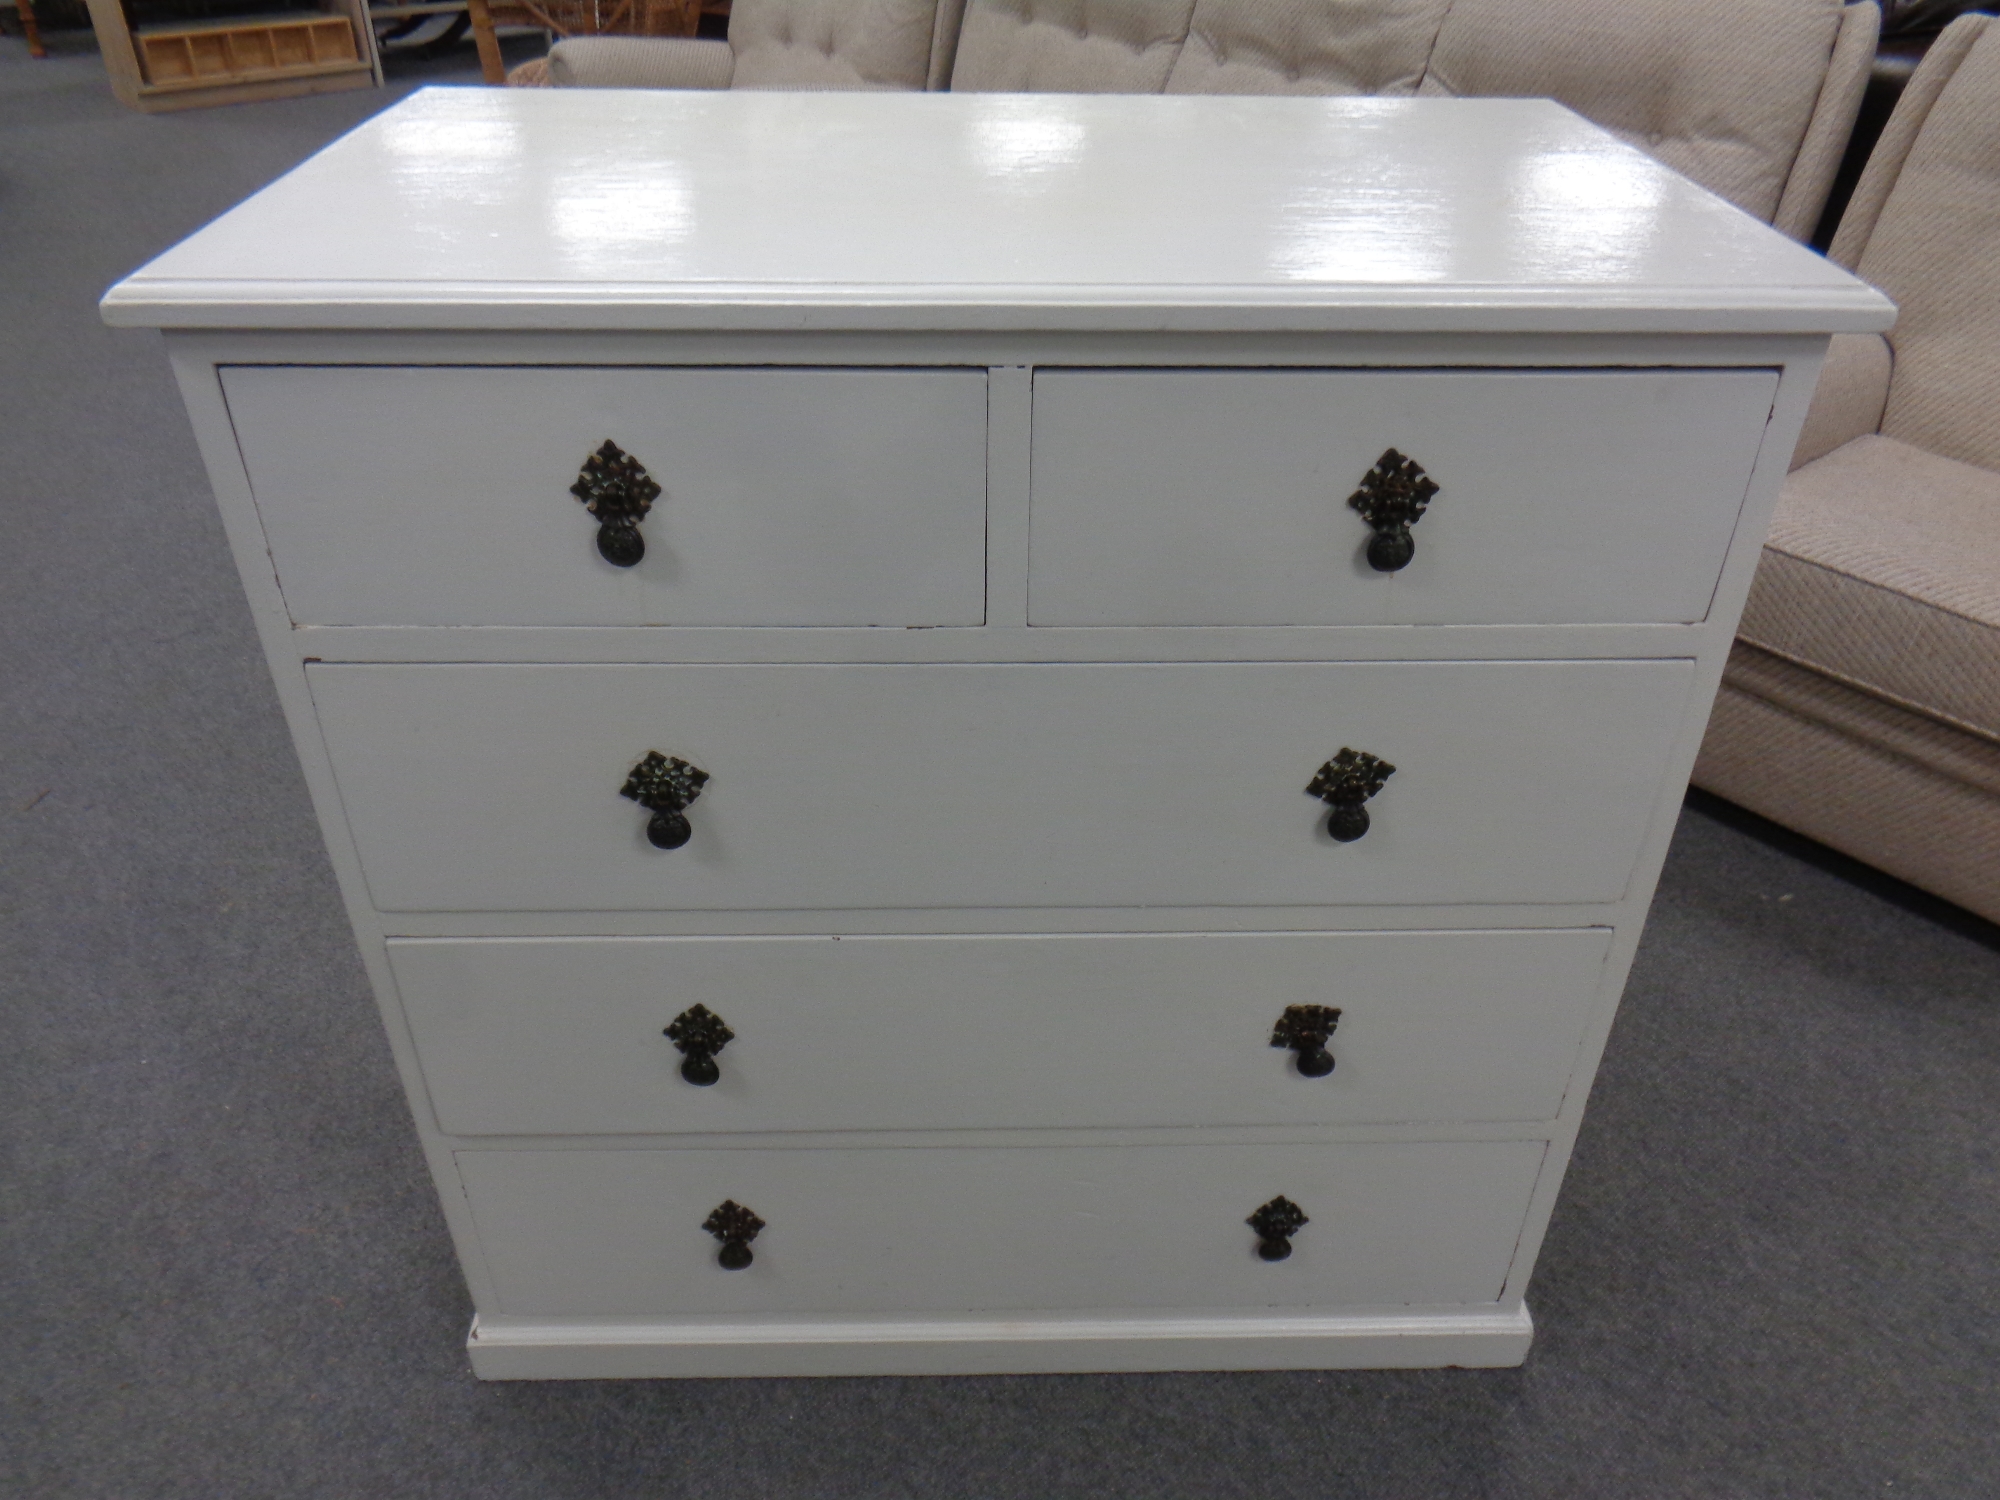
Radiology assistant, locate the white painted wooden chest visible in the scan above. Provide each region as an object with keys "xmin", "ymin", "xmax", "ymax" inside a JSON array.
[{"xmin": 104, "ymin": 87, "xmax": 1892, "ymax": 1379}]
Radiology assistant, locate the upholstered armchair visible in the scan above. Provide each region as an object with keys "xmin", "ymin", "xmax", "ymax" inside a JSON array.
[{"xmin": 1695, "ymin": 13, "xmax": 2000, "ymax": 921}]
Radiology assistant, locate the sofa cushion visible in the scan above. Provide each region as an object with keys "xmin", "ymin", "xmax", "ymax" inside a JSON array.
[
  {"xmin": 1740, "ymin": 434, "xmax": 2000, "ymax": 740},
  {"xmin": 952, "ymin": 0, "xmax": 1196, "ymax": 92},
  {"xmin": 1418, "ymin": 0, "xmax": 1847, "ymax": 222},
  {"xmin": 1698, "ymin": 650, "xmax": 2000, "ymax": 922},
  {"xmin": 1858, "ymin": 21, "xmax": 2000, "ymax": 473},
  {"xmin": 1163, "ymin": 0, "xmax": 1448, "ymax": 96},
  {"xmin": 732, "ymin": 0, "xmax": 943, "ymax": 89}
]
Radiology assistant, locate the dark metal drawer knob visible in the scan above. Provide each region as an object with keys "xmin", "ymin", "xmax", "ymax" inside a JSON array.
[
  {"xmin": 664, "ymin": 1003, "xmax": 734, "ymax": 1087},
  {"xmin": 703, "ymin": 1199, "xmax": 764, "ymax": 1271},
  {"xmin": 1307, "ymin": 748, "xmax": 1395, "ymax": 842},
  {"xmin": 621, "ymin": 751, "xmax": 710, "ymax": 849},
  {"xmin": 1248, "ymin": 1195, "xmax": 1309, "ymax": 1263},
  {"xmin": 1348, "ymin": 448, "xmax": 1438, "ymax": 572},
  {"xmin": 571, "ymin": 439, "xmax": 661, "ymax": 568},
  {"xmin": 1271, "ymin": 1003, "xmax": 1342, "ymax": 1078}
]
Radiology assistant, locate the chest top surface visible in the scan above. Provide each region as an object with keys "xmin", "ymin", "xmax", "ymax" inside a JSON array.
[{"xmin": 103, "ymin": 88, "xmax": 1890, "ymax": 336}]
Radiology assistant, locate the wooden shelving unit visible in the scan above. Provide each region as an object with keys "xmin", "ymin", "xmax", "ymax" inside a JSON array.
[{"xmin": 84, "ymin": 0, "xmax": 379, "ymax": 111}]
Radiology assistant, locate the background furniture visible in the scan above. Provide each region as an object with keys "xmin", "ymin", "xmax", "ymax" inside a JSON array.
[
  {"xmin": 465, "ymin": 0, "xmax": 714, "ymax": 86},
  {"xmin": 11, "ymin": 0, "xmax": 48, "ymax": 54},
  {"xmin": 102, "ymin": 88, "xmax": 1887, "ymax": 1378},
  {"xmin": 83, "ymin": 0, "xmax": 378, "ymax": 110},
  {"xmin": 543, "ymin": 0, "xmax": 1877, "ymax": 242},
  {"xmin": 1695, "ymin": 12, "xmax": 2000, "ymax": 923}
]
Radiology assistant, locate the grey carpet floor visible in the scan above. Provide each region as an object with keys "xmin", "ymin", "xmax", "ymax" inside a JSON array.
[{"xmin": 4, "ymin": 34, "xmax": 1999, "ymax": 1500}]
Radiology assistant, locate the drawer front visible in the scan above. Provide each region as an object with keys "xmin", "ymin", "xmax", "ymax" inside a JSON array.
[
  {"xmin": 394, "ymin": 929, "xmax": 1612, "ymax": 1136},
  {"xmin": 222, "ymin": 366, "xmax": 989, "ymax": 626},
  {"xmin": 456, "ymin": 1140, "xmax": 1546, "ymax": 1316},
  {"xmin": 1027, "ymin": 368, "xmax": 1778, "ymax": 626},
  {"xmin": 312, "ymin": 660, "xmax": 1691, "ymax": 912}
]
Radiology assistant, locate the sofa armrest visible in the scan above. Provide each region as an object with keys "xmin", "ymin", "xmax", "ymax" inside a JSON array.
[
  {"xmin": 1794, "ymin": 332, "xmax": 1893, "ymax": 468},
  {"xmin": 548, "ymin": 36, "xmax": 735, "ymax": 89}
]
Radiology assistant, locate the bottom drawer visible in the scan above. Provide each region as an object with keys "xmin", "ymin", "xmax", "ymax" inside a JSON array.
[{"xmin": 457, "ymin": 1141, "xmax": 1546, "ymax": 1317}]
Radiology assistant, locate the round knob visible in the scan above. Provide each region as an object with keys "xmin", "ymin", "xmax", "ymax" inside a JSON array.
[
  {"xmin": 680, "ymin": 1052, "xmax": 720, "ymax": 1086},
  {"xmin": 1324, "ymin": 803, "xmax": 1370, "ymax": 843},
  {"xmin": 1365, "ymin": 527, "xmax": 1414, "ymax": 573},
  {"xmin": 597, "ymin": 519, "xmax": 645, "ymax": 568},
  {"xmin": 647, "ymin": 808, "xmax": 692, "ymax": 850}
]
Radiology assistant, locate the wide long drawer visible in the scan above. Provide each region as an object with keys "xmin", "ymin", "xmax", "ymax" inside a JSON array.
[
  {"xmin": 393, "ymin": 929, "xmax": 1612, "ymax": 1136},
  {"xmin": 223, "ymin": 366, "xmax": 990, "ymax": 626},
  {"xmin": 310, "ymin": 660, "xmax": 1692, "ymax": 912},
  {"xmin": 1028, "ymin": 367, "xmax": 1778, "ymax": 626},
  {"xmin": 456, "ymin": 1140, "xmax": 1546, "ymax": 1317}
]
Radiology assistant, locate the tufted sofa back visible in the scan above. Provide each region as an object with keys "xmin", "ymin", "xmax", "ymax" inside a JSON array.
[
  {"xmin": 1164, "ymin": 0, "xmax": 1450, "ymax": 97},
  {"xmin": 1415, "ymin": 0, "xmax": 1860, "ymax": 226},
  {"xmin": 724, "ymin": 0, "xmax": 969, "ymax": 91}
]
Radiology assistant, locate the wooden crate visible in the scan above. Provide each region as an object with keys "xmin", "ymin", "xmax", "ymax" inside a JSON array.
[{"xmin": 137, "ymin": 13, "xmax": 358, "ymax": 89}]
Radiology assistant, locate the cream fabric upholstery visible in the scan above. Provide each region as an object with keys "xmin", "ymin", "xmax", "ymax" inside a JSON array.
[
  {"xmin": 951, "ymin": 0, "xmax": 1195, "ymax": 93},
  {"xmin": 1419, "ymin": 0, "xmax": 1851, "ymax": 224},
  {"xmin": 1163, "ymin": 0, "xmax": 1448, "ymax": 97},
  {"xmin": 1829, "ymin": 15, "xmax": 1992, "ymax": 268},
  {"xmin": 1697, "ymin": 16, "xmax": 2000, "ymax": 922},
  {"xmin": 1855, "ymin": 18, "xmax": 2000, "ymax": 474},
  {"xmin": 733, "ymin": 0, "xmax": 946, "ymax": 90},
  {"xmin": 1792, "ymin": 332, "xmax": 1892, "ymax": 468},
  {"xmin": 1745, "ymin": 435, "xmax": 2000, "ymax": 739},
  {"xmin": 1769, "ymin": 2, "xmax": 1879, "ymax": 240},
  {"xmin": 1699, "ymin": 652, "xmax": 2000, "ymax": 921},
  {"xmin": 548, "ymin": 0, "xmax": 962, "ymax": 91},
  {"xmin": 549, "ymin": 35, "xmax": 736, "ymax": 88}
]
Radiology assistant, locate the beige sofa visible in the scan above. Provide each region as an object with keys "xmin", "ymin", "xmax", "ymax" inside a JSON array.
[
  {"xmin": 1694, "ymin": 13, "xmax": 2000, "ymax": 923},
  {"xmin": 538, "ymin": 0, "xmax": 1877, "ymax": 239}
]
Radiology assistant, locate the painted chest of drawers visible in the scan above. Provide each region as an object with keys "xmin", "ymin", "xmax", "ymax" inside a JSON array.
[{"xmin": 104, "ymin": 88, "xmax": 1892, "ymax": 1379}]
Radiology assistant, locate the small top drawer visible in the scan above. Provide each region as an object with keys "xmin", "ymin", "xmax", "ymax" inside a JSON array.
[
  {"xmin": 222, "ymin": 365, "xmax": 989, "ymax": 627},
  {"xmin": 1027, "ymin": 367, "xmax": 1778, "ymax": 626}
]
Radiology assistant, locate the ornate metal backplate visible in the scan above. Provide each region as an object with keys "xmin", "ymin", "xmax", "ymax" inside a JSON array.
[
  {"xmin": 570, "ymin": 439, "xmax": 662, "ymax": 567},
  {"xmin": 666, "ymin": 1003, "xmax": 734, "ymax": 1059},
  {"xmin": 1271, "ymin": 1004, "xmax": 1342, "ymax": 1052},
  {"xmin": 1307, "ymin": 748, "xmax": 1395, "ymax": 807},
  {"xmin": 1247, "ymin": 1195, "xmax": 1309, "ymax": 1261},
  {"xmin": 1347, "ymin": 448, "xmax": 1438, "ymax": 572},
  {"xmin": 621, "ymin": 752, "xmax": 709, "ymax": 814}
]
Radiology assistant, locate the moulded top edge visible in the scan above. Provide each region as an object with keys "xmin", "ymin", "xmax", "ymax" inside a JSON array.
[
  {"xmin": 101, "ymin": 90, "xmax": 1894, "ymax": 338},
  {"xmin": 100, "ymin": 278, "xmax": 1896, "ymax": 335}
]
